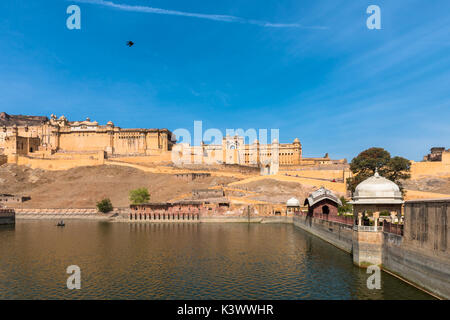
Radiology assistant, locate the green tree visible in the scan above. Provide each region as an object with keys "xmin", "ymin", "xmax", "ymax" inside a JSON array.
[
  {"xmin": 96, "ymin": 198, "xmax": 113, "ymax": 213},
  {"xmin": 129, "ymin": 188, "xmax": 150, "ymax": 205},
  {"xmin": 347, "ymin": 147, "xmax": 411, "ymax": 195},
  {"xmin": 338, "ymin": 196, "xmax": 353, "ymax": 215},
  {"xmin": 381, "ymin": 156, "xmax": 411, "ymax": 183}
]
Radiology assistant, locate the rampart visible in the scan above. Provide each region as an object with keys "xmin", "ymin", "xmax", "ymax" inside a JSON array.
[
  {"xmin": 7, "ymin": 152, "xmax": 105, "ymax": 170},
  {"xmin": 410, "ymin": 159, "xmax": 450, "ymax": 178}
]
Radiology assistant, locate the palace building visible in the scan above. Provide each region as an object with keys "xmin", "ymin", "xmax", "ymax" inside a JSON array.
[
  {"xmin": 0, "ymin": 112, "xmax": 343, "ymax": 173},
  {"xmin": 172, "ymin": 135, "xmax": 303, "ymax": 173},
  {"xmin": 0, "ymin": 112, "xmax": 174, "ymax": 156}
]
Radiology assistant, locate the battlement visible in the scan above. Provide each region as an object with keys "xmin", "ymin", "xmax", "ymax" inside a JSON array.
[
  {"xmin": 0, "ymin": 112, "xmax": 48, "ymax": 127},
  {"xmin": 423, "ymin": 147, "xmax": 450, "ymax": 162}
]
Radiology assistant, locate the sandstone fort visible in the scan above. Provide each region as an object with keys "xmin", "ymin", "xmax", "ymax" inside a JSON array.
[
  {"xmin": 0, "ymin": 111, "xmax": 449, "ymax": 299},
  {"xmin": 0, "ymin": 112, "xmax": 348, "ymax": 172}
]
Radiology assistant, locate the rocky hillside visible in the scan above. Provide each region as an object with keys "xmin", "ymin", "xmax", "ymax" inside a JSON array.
[
  {"xmin": 401, "ymin": 177, "xmax": 450, "ymax": 195},
  {"xmin": 0, "ymin": 164, "xmax": 237, "ymax": 208}
]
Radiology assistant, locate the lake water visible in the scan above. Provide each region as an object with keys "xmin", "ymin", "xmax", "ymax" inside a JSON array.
[{"xmin": 0, "ymin": 221, "xmax": 433, "ymax": 299}]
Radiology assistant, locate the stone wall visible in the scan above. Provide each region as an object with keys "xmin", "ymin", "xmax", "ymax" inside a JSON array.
[
  {"xmin": 11, "ymin": 152, "xmax": 105, "ymax": 170},
  {"xmin": 110, "ymin": 153, "xmax": 173, "ymax": 164},
  {"xmin": 13, "ymin": 208, "xmax": 119, "ymax": 220},
  {"xmin": 0, "ymin": 113, "xmax": 174, "ymax": 157},
  {"xmin": 192, "ymin": 189, "xmax": 224, "ymax": 199},
  {"xmin": 410, "ymin": 160, "xmax": 450, "ymax": 178},
  {"xmin": 279, "ymin": 169, "xmax": 351, "ymax": 181},
  {"xmin": 0, "ymin": 155, "xmax": 7, "ymax": 165},
  {"xmin": 381, "ymin": 199, "xmax": 450, "ymax": 299},
  {"xmin": 59, "ymin": 131, "xmax": 111, "ymax": 153},
  {"xmin": 382, "ymin": 232, "xmax": 450, "ymax": 299},
  {"xmin": 0, "ymin": 209, "xmax": 15, "ymax": 225},
  {"xmin": 293, "ymin": 215, "xmax": 353, "ymax": 253},
  {"xmin": 353, "ymin": 229, "xmax": 383, "ymax": 266},
  {"xmin": 293, "ymin": 199, "xmax": 450, "ymax": 299}
]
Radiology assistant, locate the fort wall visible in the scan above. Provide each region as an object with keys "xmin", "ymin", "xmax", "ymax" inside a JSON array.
[
  {"xmin": 279, "ymin": 169, "xmax": 351, "ymax": 181},
  {"xmin": 410, "ymin": 160, "xmax": 450, "ymax": 178},
  {"xmin": 59, "ymin": 132, "xmax": 111, "ymax": 153},
  {"xmin": 11, "ymin": 152, "xmax": 105, "ymax": 170},
  {"xmin": 111, "ymin": 153, "xmax": 174, "ymax": 164}
]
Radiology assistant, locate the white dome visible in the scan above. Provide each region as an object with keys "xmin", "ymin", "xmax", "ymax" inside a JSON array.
[
  {"xmin": 352, "ymin": 171, "xmax": 403, "ymax": 204},
  {"xmin": 286, "ymin": 197, "xmax": 300, "ymax": 207}
]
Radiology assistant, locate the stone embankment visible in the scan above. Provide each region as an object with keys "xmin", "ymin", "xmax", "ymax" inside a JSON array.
[
  {"xmin": 14, "ymin": 208, "xmax": 123, "ymax": 220},
  {"xmin": 14, "ymin": 208, "xmax": 294, "ymax": 223},
  {"xmin": 293, "ymin": 199, "xmax": 450, "ymax": 300}
]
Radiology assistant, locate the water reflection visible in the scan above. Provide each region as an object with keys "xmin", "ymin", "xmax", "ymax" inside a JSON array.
[{"xmin": 0, "ymin": 221, "xmax": 434, "ymax": 300}]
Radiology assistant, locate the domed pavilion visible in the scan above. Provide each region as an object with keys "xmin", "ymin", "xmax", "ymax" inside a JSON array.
[
  {"xmin": 350, "ymin": 169, "xmax": 404, "ymax": 228},
  {"xmin": 286, "ymin": 197, "xmax": 301, "ymax": 214}
]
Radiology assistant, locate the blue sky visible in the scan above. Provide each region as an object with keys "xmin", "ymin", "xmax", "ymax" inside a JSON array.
[{"xmin": 0, "ymin": 0, "xmax": 449, "ymax": 161}]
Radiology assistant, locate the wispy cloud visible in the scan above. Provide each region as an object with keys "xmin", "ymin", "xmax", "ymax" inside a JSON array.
[{"xmin": 73, "ymin": 0, "xmax": 326, "ymax": 29}]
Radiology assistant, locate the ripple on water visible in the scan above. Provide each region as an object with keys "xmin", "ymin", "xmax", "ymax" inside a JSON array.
[{"xmin": 0, "ymin": 221, "xmax": 435, "ymax": 300}]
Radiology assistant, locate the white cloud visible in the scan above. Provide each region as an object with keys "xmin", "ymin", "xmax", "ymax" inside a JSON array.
[{"xmin": 73, "ymin": 0, "xmax": 326, "ymax": 29}]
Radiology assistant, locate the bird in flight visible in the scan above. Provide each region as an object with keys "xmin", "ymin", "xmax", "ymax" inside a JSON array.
[{"xmin": 126, "ymin": 41, "xmax": 134, "ymax": 47}]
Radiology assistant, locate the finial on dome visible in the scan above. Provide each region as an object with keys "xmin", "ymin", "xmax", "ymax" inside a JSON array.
[{"xmin": 374, "ymin": 168, "xmax": 380, "ymax": 177}]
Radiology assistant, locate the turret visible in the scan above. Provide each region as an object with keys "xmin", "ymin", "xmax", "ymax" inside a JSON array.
[{"xmin": 293, "ymin": 138, "xmax": 302, "ymax": 164}]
